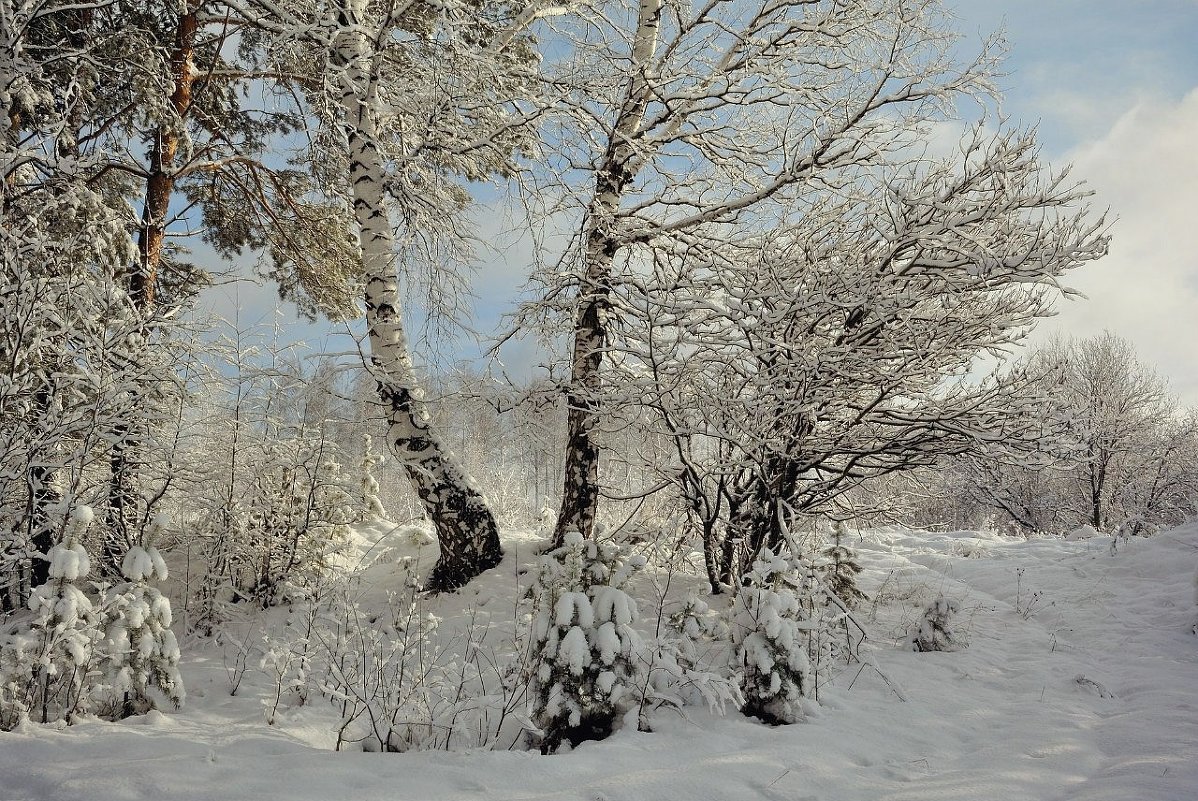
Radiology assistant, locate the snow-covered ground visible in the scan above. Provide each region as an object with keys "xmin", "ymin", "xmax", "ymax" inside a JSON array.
[{"xmin": 3, "ymin": 522, "xmax": 1196, "ymax": 801}]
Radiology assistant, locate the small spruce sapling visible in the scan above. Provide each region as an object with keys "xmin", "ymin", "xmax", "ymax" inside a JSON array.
[
  {"xmin": 21, "ymin": 505, "xmax": 102, "ymax": 724},
  {"xmin": 358, "ymin": 434, "xmax": 386, "ymax": 523},
  {"xmin": 0, "ymin": 629, "xmax": 35, "ymax": 729},
  {"xmin": 822, "ymin": 521, "xmax": 867, "ymax": 609},
  {"xmin": 730, "ymin": 546, "xmax": 812, "ymax": 725},
  {"xmin": 636, "ymin": 594, "xmax": 741, "ymax": 726},
  {"xmin": 909, "ymin": 596, "xmax": 961, "ymax": 652},
  {"xmin": 103, "ymin": 514, "xmax": 184, "ymax": 715},
  {"xmin": 528, "ymin": 531, "xmax": 647, "ymax": 753}
]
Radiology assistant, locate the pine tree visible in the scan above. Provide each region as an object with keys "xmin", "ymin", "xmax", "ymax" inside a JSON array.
[
  {"xmin": 1, "ymin": 14, "xmax": 143, "ymax": 603},
  {"xmin": 528, "ymin": 532, "xmax": 647, "ymax": 753},
  {"xmin": 822, "ymin": 521, "xmax": 867, "ymax": 609},
  {"xmin": 730, "ymin": 546, "xmax": 813, "ymax": 725},
  {"xmin": 12, "ymin": 505, "xmax": 103, "ymax": 725},
  {"xmin": 103, "ymin": 514, "xmax": 184, "ymax": 716}
]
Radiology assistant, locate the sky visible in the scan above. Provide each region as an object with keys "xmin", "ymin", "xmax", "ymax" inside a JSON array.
[
  {"xmin": 948, "ymin": 0, "xmax": 1198, "ymax": 405},
  {"xmin": 200, "ymin": 0, "xmax": 1198, "ymax": 404}
]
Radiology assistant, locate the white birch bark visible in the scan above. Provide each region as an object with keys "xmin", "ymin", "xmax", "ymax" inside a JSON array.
[{"xmin": 333, "ymin": 1, "xmax": 502, "ymax": 589}]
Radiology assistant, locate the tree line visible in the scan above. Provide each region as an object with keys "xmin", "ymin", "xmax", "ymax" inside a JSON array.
[{"xmin": 6, "ymin": 0, "xmax": 1186, "ymax": 641}]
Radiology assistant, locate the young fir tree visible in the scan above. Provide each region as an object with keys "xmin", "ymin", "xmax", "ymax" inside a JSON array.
[
  {"xmin": 528, "ymin": 532, "xmax": 647, "ymax": 753},
  {"xmin": 730, "ymin": 546, "xmax": 813, "ymax": 725},
  {"xmin": 909, "ymin": 596, "xmax": 961, "ymax": 652},
  {"xmin": 635, "ymin": 594, "xmax": 741, "ymax": 724},
  {"xmin": 15, "ymin": 505, "xmax": 103, "ymax": 725},
  {"xmin": 103, "ymin": 514, "xmax": 184, "ymax": 715},
  {"xmin": 357, "ymin": 434, "xmax": 386, "ymax": 523},
  {"xmin": 822, "ymin": 521, "xmax": 867, "ymax": 609}
]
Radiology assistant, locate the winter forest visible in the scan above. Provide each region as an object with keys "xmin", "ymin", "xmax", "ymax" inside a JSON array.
[{"xmin": 3, "ymin": 0, "xmax": 1198, "ymax": 798}]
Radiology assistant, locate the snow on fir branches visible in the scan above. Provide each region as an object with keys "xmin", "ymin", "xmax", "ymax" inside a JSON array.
[
  {"xmin": 528, "ymin": 532, "xmax": 648, "ymax": 753},
  {"xmin": 729, "ymin": 546, "xmax": 814, "ymax": 725}
]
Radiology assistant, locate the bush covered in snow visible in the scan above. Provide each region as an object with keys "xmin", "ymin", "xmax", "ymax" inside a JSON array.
[
  {"xmin": 255, "ymin": 557, "xmax": 530, "ymax": 752},
  {"xmin": 357, "ymin": 434, "xmax": 386, "ymax": 523},
  {"xmin": 317, "ymin": 576, "xmax": 446, "ymax": 752},
  {"xmin": 634, "ymin": 594, "xmax": 741, "ymax": 726},
  {"xmin": 189, "ymin": 443, "xmax": 358, "ymax": 633},
  {"xmin": 527, "ymin": 532, "xmax": 648, "ymax": 753},
  {"xmin": 909, "ymin": 596, "xmax": 961, "ymax": 652},
  {"xmin": 729, "ymin": 546, "xmax": 813, "ymax": 725},
  {"xmin": 242, "ymin": 454, "xmax": 355, "ymax": 606},
  {"xmin": 1, "ymin": 507, "xmax": 188, "ymax": 728},
  {"xmin": 102, "ymin": 515, "xmax": 184, "ymax": 716},
  {"xmin": 1, "ymin": 506, "xmax": 102, "ymax": 728}
]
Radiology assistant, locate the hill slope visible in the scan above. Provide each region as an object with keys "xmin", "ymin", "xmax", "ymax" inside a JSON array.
[{"xmin": 2, "ymin": 523, "xmax": 1195, "ymax": 801}]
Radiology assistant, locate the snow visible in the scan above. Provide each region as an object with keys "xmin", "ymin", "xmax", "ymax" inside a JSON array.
[
  {"xmin": 594, "ymin": 622, "xmax": 621, "ymax": 664},
  {"xmin": 116, "ymin": 546, "xmax": 169, "ymax": 584},
  {"xmin": 559, "ymin": 626, "xmax": 589, "ymax": 675},
  {"xmin": 2, "ymin": 522, "xmax": 1197, "ymax": 800},
  {"xmin": 555, "ymin": 592, "xmax": 592, "ymax": 628},
  {"xmin": 69, "ymin": 505, "xmax": 95, "ymax": 527},
  {"xmin": 46, "ymin": 544, "xmax": 90, "ymax": 582},
  {"xmin": 121, "ymin": 547, "xmax": 154, "ymax": 583}
]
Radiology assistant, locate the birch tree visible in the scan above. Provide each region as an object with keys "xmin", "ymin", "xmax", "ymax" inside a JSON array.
[
  {"xmin": 221, "ymin": 0, "xmax": 558, "ymax": 589},
  {"xmin": 529, "ymin": 0, "xmax": 1005, "ymax": 543}
]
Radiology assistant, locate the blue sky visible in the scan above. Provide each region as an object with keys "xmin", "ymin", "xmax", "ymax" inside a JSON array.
[
  {"xmin": 201, "ymin": 1, "xmax": 1198, "ymax": 403},
  {"xmin": 954, "ymin": 1, "xmax": 1198, "ymax": 146},
  {"xmin": 943, "ymin": 0, "xmax": 1198, "ymax": 403}
]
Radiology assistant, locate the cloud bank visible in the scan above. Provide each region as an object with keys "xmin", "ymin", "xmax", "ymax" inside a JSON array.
[{"xmin": 1035, "ymin": 88, "xmax": 1198, "ymax": 406}]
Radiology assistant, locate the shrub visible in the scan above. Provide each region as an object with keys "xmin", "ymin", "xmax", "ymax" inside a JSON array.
[
  {"xmin": 527, "ymin": 532, "xmax": 648, "ymax": 753},
  {"xmin": 909, "ymin": 596, "xmax": 961, "ymax": 652},
  {"xmin": 730, "ymin": 547, "xmax": 813, "ymax": 725}
]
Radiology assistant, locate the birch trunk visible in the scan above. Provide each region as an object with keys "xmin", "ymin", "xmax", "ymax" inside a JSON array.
[
  {"xmin": 335, "ymin": 6, "xmax": 502, "ymax": 590},
  {"xmin": 554, "ymin": 0, "xmax": 663, "ymax": 544}
]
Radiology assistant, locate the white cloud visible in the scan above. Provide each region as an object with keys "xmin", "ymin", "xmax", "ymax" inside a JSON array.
[{"xmin": 1033, "ymin": 87, "xmax": 1198, "ymax": 406}]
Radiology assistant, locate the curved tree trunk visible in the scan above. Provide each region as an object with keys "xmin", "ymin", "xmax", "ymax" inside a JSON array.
[{"xmin": 335, "ymin": 6, "xmax": 502, "ymax": 591}]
